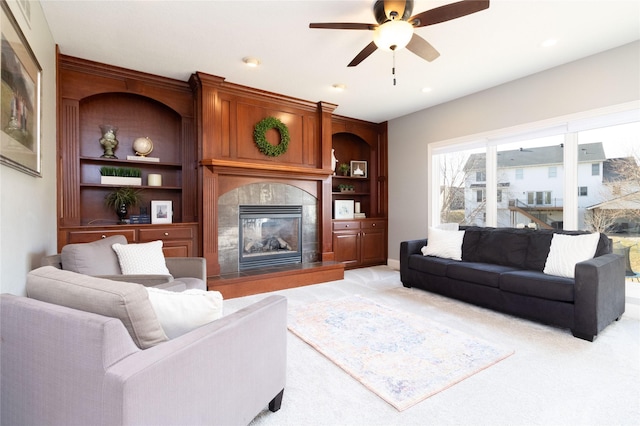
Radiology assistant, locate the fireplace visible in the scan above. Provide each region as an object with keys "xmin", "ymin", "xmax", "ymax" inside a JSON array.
[{"xmin": 238, "ymin": 205, "xmax": 303, "ymax": 270}]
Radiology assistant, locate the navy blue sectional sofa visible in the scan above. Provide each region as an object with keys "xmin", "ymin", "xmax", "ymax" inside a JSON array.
[{"xmin": 400, "ymin": 227, "xmax": 626, "ymax": 341}]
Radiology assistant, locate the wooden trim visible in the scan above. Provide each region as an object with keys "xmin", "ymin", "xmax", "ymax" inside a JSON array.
[{"xmin": 201, "ymin": 159, "xmax": 332, "ymax": 180}]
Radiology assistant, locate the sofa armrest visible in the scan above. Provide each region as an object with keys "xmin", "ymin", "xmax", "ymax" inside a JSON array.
[
  {"xmin": 103, "ymin": 295, "xmax": 287, "ymax": 426},
  {"xmin": 573, "ymin": 253, "xmax": 626, "ymax": 340},
  {"xmin": 400, "ymin": 239, "xmax": 427, "ymax": 283},
  {"xmin": 165, "ymin": 257, "xmax": 206, "ymax": 282}
]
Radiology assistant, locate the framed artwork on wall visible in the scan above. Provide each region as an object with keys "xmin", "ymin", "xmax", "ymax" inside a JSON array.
[
  {"xmin": 350, "ymin": 160, "xmax": 367, "ymax": 178},
  {"xmin": 151, "ymin": 200, "xmax": 172, "ymax": 224},
  {"xmin": 334, "ymin": 199, "xmax": 354, "ymax": 220},
  {"xmin": 1, "ymin": 0, "xmax": 42, "ymax": 177}
]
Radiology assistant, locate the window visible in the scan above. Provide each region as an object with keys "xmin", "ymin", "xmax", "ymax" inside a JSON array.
[
  {"xmin": 578, "ymin": 186, "xmax": 588, "ymax": 196},
  {"xmin": 548, "ymin": 166, "xmax": 557, "ymax": 178},
  {"xmin": 476, "ymin": 171, "xmax": 486, "ymax": 182},
  {"xmin": 476, "ymin": 189, "xmax": 485, "ymax": 202},
  {"xmin": 527, "ymin": 191, "xmax": 552, "ymax": 205},
  {"xmin": 515, "ymin": 169, "xmax": 523, "ymax": 179},
  {"xmin": 497, "ymin": 190, "xmax": 502, "ymax": 203},
  {"xmin": 592, "ymin": 163, "xmax": 600, "ymax": 176}
]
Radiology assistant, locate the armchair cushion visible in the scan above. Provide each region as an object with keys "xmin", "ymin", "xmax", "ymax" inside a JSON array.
[
  {"xmin": 61, "ymin": 235, "xmax": 126, "ymax": 275},
  {"xmin": 26, "ymin": 266, "xmax": 168, "ymax": 349},
  {"xmin": 146, "ymin": 287, "xmax": 224, "ymax": 338},
  {"xmin": 112, "ymin": 240, "xmax": 170, "ymax": 275}
]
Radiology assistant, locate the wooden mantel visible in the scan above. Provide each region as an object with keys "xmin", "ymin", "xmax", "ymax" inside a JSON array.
[{"xmin": 201, "ymin": 158, "xmax": 333, "ymax": 180}]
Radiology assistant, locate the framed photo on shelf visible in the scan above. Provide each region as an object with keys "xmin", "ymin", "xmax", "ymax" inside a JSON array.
[
  {"xmin": 1, "ymin": 0, "xmax": 42, "ymax": 177},
  {"xmin": 334, "ymin": 199, "xmax": 354, "ymax": 220},
  {"xmin": 350, "ymin": 160, "xmax": 367, "ymax": 178},
  {"xmin": 151, "ymin": 200, "xmax": 172, "ymax": 224}
]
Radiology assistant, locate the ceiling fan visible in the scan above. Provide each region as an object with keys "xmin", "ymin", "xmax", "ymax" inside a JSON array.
[{"xmin": 309, "ymin": 0, "xmax": 490, "ymax": 67}]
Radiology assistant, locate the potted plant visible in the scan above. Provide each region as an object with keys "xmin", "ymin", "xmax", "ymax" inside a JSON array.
[
  {"xmin": 100, "ymin": 166, "xmax": 142, "ymax": 186},
  {"xmin": 338, "ymin": 184, "xmax": 355, "ymax": 193},
  {"xmin": 105, "ymin": 187, "xmax": 143, "ymax": 224},
  {"xmin": 338, "ymin": 163, "xmax": 350, "ymax": 176}
]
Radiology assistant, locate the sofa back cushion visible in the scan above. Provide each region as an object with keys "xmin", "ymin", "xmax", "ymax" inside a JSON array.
[
  {"xmin": 61, "ymin": 235, "xmax": 127, "ymax": 275},
  {"xmin": 461, "ymin": 227, "xmax": 611, "ymax": 271},
  {"xmin": 462, "ymin": 227, "xmax": 529, "ymax": 268},
  {"xmin": 26, "ymin": 266, "xmax": 168, "ymax": 349}
]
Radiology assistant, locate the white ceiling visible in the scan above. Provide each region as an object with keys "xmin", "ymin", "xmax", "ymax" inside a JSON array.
[{"xmin": 40, "ymin": 0, "xmax": 640, "ymax": 124}]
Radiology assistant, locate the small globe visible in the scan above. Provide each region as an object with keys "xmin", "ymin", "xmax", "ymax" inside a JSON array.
[{"xmin": 132, "ymin": 137, "xmax": 153, "ymax": 156}]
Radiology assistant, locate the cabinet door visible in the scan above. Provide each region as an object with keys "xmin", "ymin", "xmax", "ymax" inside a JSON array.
[
  {"xmin": 139, "ymin": 226, "xmax": 195, "ymax": 257},
  {"xmin": 361, "ymin": 229, "xmax": 386, "ymax": 265},
  {"xmin": 333, "ymin": 231, "xmax": 360, "ymax": 268}
]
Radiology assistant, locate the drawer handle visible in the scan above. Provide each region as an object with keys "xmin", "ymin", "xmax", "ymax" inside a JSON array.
[
  {"xmin": 101, "ymin": 235, "xmax": 106, "ymax": 239},
  {"xmin": 372, "ymin": 223, "xmax": 376, "ymax": 227},
  {"xmin": 345, "ymin": 225, "xmax": 349, "ymax": 228},
  {"xmin": 164, "ymin": 232, "xmax": 169, "ymax": 236}
]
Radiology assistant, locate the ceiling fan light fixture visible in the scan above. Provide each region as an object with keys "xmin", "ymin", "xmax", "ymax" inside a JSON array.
[{"xmin": 373, "ymin": 20, "xmax": 413, "ymax": 51}]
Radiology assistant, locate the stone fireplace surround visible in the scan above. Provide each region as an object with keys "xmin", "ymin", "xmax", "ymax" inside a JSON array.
[{"xmin": 218, "ymin": 182, "xmax": 318, "ymax": 274}]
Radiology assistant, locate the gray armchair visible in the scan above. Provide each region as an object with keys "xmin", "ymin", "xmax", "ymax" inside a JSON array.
[
  {"xmin": 1, "ymin": 287, "xmax": 287, "ymax": 425},
  {"xmin": 42, "ymin": 235, "xmax": 206, "ymax": 291}
]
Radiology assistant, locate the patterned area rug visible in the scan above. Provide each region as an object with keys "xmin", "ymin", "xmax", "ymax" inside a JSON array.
[{"xmin": 288, "ymin": 296, "xmax": 514, "ymax": 411}]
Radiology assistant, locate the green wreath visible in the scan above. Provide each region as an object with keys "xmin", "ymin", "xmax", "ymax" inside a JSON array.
[{"xmin": 254, "ymin": 117, "xmax": 290, "ymax": 157}]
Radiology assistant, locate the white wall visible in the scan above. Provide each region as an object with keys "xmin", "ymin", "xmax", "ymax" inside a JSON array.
[
  {"xmin": 0, "ymin": 1, "xmax": 56, "ymax": 295},
  {"xmin": 388, "ymin": 41, "xmax": 640, "ymax": 265}
]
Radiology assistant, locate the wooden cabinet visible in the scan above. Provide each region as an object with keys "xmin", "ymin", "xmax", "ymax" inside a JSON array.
[
  {"xmin": 56, "ymin": 54, "xmax": 199, "ymax": 255},
  {"xmin": 331, "ymin": 116, "xmax": 388, "ymax": 268},
  {"xmin": 332, "ymin": 219, "xmax": 387, "ymax": 269},
  {"xmin": 59, "ymin": 223, "xmax": 198, "ymax": 257}
]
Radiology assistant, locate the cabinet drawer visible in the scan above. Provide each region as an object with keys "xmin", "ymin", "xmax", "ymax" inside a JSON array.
[
  {"xmin": 67, "ymin": 230, "xmax": 136, "ymax": 244},
  {"xmin": 362, "ymin": 220, "xmax": 386, "ymax": 230},
  {"xmin": 333, "ymin": 221, "xmax": 360, "ymax": 231},
  {"xmin": 139, "ymin": 227, "xmax": 194, "ymax": 241}
]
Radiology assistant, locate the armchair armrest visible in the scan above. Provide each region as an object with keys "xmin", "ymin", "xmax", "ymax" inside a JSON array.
[
  {"xmin": 103, "ymin": 295, "xmax": 287, "ymax": 426},
  {"xmin": 573, "ymin": 253, "xmax": 625, "ymax": 341},
  {"xmin": 165, "ymin": 257, "xmax": 206, "ymax": 282},
  {"xmin": 94, "ymin": 274, "xmax": 174, "ymax": 287}
]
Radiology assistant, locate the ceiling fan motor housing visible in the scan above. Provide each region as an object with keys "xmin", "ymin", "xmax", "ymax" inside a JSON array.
[{"xmin": 374, "ymin": 0, "xmax": 414, "ymax": 24}]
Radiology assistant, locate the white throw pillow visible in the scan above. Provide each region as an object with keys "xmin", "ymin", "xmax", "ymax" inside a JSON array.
[
  {"xmin": 146, "ymin": 287, "xmax": 224, "ymax": 339},
  {"xmin": 112, "ymin": 240, "xmax": 170, "ymax": 275},
  {"xmin": 543, "ymin": 232, "xmax": 600, "ymax": 278},
  {"xmin": 421, "ymin": 227, "xmax": 465, "ymax": 261}
]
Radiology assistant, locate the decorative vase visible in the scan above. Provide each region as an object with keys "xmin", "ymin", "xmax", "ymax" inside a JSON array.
[
  {"xmin": 116, "ymin": 203, "xmax": 128, "ymax": 224},
  {"xmin": 99, "ymin": 124, "xmax": 119, "ymax": 159}
]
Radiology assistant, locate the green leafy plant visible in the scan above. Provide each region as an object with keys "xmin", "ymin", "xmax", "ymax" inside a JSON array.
[
  {"xmin": 338, "ymin": 184, "xmax": 354, "ymax": 191},
  {"xmin": 100, "ymin": 166, "xmax": 141, "ymax": 177},
  {"xmin": 104, "ymin": 187, "xmax": 143, "ymax": 211},
  {"xmin": 338, "ymin": 163, "xmax": 350, "ymax": 175}
]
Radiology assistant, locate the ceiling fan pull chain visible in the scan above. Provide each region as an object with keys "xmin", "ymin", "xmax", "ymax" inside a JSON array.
[{"xmin": 392, "ymin": 47, "xmax": 397, "ymax": 86}]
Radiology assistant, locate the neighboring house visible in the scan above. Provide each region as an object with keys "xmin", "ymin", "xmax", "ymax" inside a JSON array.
[{"xmin": 461, "ymin": 143, "xmax": 609, "ymax": 228}]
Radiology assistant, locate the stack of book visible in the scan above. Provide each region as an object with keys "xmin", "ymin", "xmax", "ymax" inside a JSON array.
[{"xmin": 354, "ymin": 212, "xmax": 366, "ymax": 219}]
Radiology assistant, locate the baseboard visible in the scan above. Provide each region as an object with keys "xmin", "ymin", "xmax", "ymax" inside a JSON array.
[{"xmin": 387, "ymin": 259, "xmax": 400, "ymax": 270}]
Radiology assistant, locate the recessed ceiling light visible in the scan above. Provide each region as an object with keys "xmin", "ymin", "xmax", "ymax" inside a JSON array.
[
  {"xmin": 421, "ymin": 87, "xmax": 432, "ymax": 93},
  {"xmin": 242, "ymin": 57, "xmax": 261, "ymax": 67},
  {"xmin": 332, "ymin": 84, "xmax": 346, "ymax": 91},
  {"xmin": 541, "ymin": 39, "xmax": 558, "ymax": 48}
]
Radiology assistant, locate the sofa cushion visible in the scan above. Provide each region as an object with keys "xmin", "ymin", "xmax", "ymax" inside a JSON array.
[
  {"xmin": 421, "ymin": 227, "xmax": 465, "ymax": 260},
  {"xmin": 475, "ymin": 228, "xmax": 529, "ymax": 268},
  {"xmin": 26, "ymin": 266, "xmax": 168, "ymax": 349},
  {"xmin": 146, "ymin": 287, "xmax": 224, "ymax": 339},
  {"xmin": 543, "ymin": 232, "xmax": 600, "ymax": 278},
  {"xmin": 61, "ymin": 235, "xmax": 127, "ymax": 275},
  {"xmin": 447, "ymin": 262, "xmax": 519, "ymax": 288},
  {"xmin": 500, "ymin": 270, "xmax": 575, "ymax": 302},
  {"xmin": 112, "ymin": 240, "xmax": 170, "ymax": 275},
  {"xmin": 408, "ymin": 254, "xmax": 458, "ymax": 277},
  {"xmin": 460, "ymin": 227, "xmax": 485, "ymax": 262}
]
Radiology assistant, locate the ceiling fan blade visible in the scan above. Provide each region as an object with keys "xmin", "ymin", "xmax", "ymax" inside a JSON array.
[
  {"xmin": 406, "ymin": 34, "xmax": 440, "ymax": 62},
  {"xmin": 309, "ymin": 23, "xmax": 375, "ymax": 30},
  {"xmin": 410, "ymin": 0, "xmax": 490, "ymax": 28},
  {"xmin": 347, "ymin": 41, "xmax": 378, "ymax": 67}
]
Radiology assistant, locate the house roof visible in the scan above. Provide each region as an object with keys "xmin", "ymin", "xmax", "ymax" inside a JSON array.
[{"xmin": 464, "ymin": 142, "xmax": 605, "ymax": 170}]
